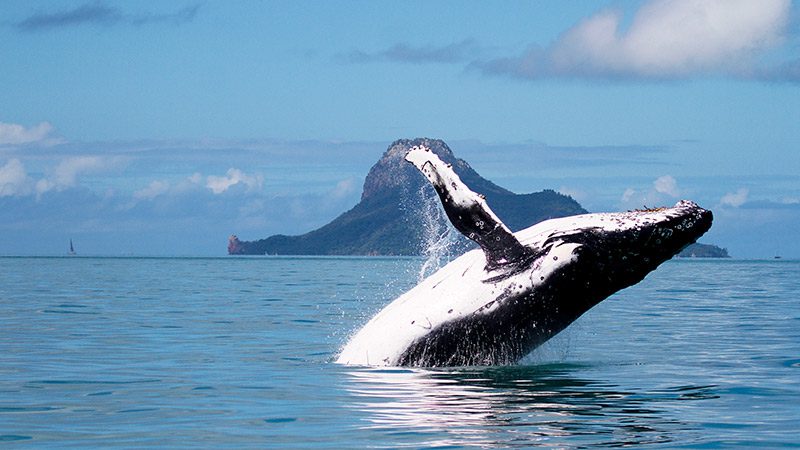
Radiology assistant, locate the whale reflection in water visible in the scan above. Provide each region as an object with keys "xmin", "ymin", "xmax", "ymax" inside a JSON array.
[{"xmin": 343, "ymin": 364, "xmax": 717, "ymax": 448}]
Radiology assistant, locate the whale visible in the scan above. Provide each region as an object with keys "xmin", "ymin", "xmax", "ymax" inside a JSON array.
[{"xmin": 337, "ymin": 146, "xmax": 713, "ymax": 367}]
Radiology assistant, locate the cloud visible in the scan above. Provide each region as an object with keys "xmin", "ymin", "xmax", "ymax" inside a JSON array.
[
  {"xmin": 36, "ymin": 156, "xmax": 122, "ymax": 195},
  {"xmin": 1, "ymin": 155, "xmax": 122, "ymax": 198},
  {"xmin": 621, "ymin": 188, "xmax": 637, "ymax": 203},
  {"xmin": 0, "ymin": 122, "xmax": 60, "ymax": 146},
  {"xmin": 16, "ymin": 2, "xmax": 201, "ymax": 32},
  {"xmin": 472, "ymin": 0, "xmax": 794, "ymax": 81},
  {"xmin": 341, "ymin": 39, "xmax": 481, "ymax": 64},
  {"xmin": 720, "ymin": 188, "xmax": 750, "ymax": 208},
  {"xmin": 16, "ymin": 2, "xmax": 121, "ymax": 30},
  {"xmin": 133, "ymin": 180, "xmax": 170, "ymax": 200},
  {"xmin": 653, "ymin": 175, "xmax": 680, "ymax": 197},
  {"xmin": 128, "ymin": 3, "xmax": 201, "ymax": 26},
  {"xmin": 206, "ymin": 168, "xmax": 263, "ymax": 194},
  {"xmin": 123, "ymin": 174, "xmax": 206, "ymax": 210},
  {"xmin": 0, "ymin": 159, "xmax": 34, "ymax": 197},
  {"xmin": 620, "ymin": 175, "xmax": 685, "ymax": 209},
  {"xmin": 328, "ymin": 178, "xmax": 357, "ymax": 200}
]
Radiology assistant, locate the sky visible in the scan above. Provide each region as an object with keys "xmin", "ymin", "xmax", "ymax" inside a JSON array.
[{"xmin": 1, "ymin": 0, "xmax": 799, "ymax": 257}]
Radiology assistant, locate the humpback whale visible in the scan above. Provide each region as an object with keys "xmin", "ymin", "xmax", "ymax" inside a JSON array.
[{"xmin": 337, "ymin": 146, "xmax": 713, "ymax": 367}]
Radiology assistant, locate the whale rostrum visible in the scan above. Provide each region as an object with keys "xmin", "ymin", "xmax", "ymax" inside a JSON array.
[{"xmin": 336, "ymin": 145, "xmax": 713, "ymax": 367}]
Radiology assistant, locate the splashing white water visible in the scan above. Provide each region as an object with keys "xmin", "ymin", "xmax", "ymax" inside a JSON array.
[{"xmin": 414, "ymin": 185, "xmax": 460, "ymax": 282}]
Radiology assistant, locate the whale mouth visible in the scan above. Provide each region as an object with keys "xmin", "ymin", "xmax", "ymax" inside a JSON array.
[{"xmin": 624, "ymin": 200, "xmax": 714, "ymax": 263}]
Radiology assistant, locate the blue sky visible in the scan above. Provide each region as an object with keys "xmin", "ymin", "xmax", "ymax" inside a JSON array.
[{"xmin": 1, "ymin": 0, "xmax": 799, "ymax": 257}]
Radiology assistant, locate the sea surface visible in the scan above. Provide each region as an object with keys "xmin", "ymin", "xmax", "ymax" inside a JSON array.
[{"xmin": 1, "ymin": 256, "xmax": 798, "ymax": 448}]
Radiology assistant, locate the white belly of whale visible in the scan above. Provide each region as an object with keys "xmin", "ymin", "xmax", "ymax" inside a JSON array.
[{"xmin": 336, "ymin": 240, "xmax": 580, "ymax": 366}]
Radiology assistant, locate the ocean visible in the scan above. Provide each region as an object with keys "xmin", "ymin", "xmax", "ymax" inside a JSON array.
[{"xmin": 1, "ymin": 256, "xmax": 798, "ymax": 448}]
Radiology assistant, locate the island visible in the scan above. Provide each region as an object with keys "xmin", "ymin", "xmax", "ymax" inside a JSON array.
[
  {"xmin": 228, "ymin": 138, "xmax": 729, "ymax": 258},
  {"xmin": 228, "ymin": 138, "xmax": 586, "ymax": 256},
  {"xmin": 676, "ymin": 243, "xmax": 730, "ymax": 258}
]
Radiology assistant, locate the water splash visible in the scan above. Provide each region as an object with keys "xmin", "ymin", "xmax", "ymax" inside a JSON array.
[{"xmin": 413, "ymin": 185, "xmax": 460, "ymax": 282}]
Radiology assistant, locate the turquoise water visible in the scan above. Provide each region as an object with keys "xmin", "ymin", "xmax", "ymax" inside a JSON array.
[{"xmin": 1, "ymin": 256, "xmax": 798, "ymax": 448}]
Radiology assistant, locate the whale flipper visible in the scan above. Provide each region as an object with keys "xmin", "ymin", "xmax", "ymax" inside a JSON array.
[{"xmin": 405, "ymin": 146, "xmax": 535, "ymax": 270}]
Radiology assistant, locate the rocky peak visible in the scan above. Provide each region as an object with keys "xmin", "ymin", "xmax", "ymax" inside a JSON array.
[{"xmin": 361, "ymin": 138, "xmax": 489, "ymax": 201}]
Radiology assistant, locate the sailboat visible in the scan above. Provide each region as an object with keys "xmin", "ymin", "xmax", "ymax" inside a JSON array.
[{"xmin": 68, "ymin": 239, "xmax": 76, "ymax": 256}]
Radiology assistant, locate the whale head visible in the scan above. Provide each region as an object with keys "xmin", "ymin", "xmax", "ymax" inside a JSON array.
[
  {"xmin": 515, "ymin": 200, "xmax": 714, "ymax": 319},
  {"xmin": 532, "ymin": 200, "xmax": 713, "ymax": 278}
]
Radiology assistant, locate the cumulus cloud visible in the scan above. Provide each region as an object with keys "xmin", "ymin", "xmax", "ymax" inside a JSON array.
[
  {"xmin": 206, "ymin": 168, "xmax": 263, "ymax": 194},
  {"xmin": 123, "ymin": 174, "xmax": 203, "ymax": 209},
  {"xmin": 620, "ymin": 175, "xmax": 685, "ymax": 209},
  {"xmin": 36, "ymin": 156, "xmax": 121, "ymax": 195},
  {"xmin": 0, "ymin": 122, "xmax": 60, "ymax": 146},
  {"xmin": 473, "ymin": 0, "xmax": 794, "ymax": 81},
  {"xmin": 621, "ymin": 188, "xmax": 637, "ymax": 203},
  {"xmin": 328, "ymin": 178, "xmax": 357, "ymax": 200},
  {"xmin": 653, "ymin": 175, "xmax": 680, "ymax": 197},
  {"xmin": 16, "ymin": 2, "xmax": 201, "ymax": 32},
  {"xmin": 1, "ymin": 156, "xmax": 121, "ymax": 198},
  {"xmin": 133, "ymin": 180, "xmax": 170, "ymax": 200},
  {"xmin": 720, "ymin": 188, "xmax": 749, "ymax": 208},
  {"xmin": 0, "ymin": 159, "xmax": 34, "ymax": 197},
  {"xmin": 339, "ymin": 1, "xmax": 796, "ymax": 82},
  {"xmin": 167, "ymin": 172, "xmax": 205, "ymax": 195}
]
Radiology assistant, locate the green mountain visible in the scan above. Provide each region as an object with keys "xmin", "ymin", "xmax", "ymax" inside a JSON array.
[{"xmin": 228, "ymin": 138, "xmax": 587, "ymax": 256}]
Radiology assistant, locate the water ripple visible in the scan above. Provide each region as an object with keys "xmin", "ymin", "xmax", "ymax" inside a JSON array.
[{"xmin": 1, "ymin": 257, "xmax": 798, "ymax": 448}]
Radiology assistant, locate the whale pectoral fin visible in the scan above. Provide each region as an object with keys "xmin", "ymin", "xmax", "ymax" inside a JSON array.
[{"xmin": 405, "ymin": 146, "xmax": 534, "ymax": 270}]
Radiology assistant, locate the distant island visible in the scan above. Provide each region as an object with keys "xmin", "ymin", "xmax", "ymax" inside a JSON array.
[
  {"xmin": 228, "ymin": 138, "xmax": 729, "ymax": 258},
  {"xmin": 228, "ymin": 138, "xmax": 586, "ymax": 256},
  {"xmin": 676, "ymin": 243, "xmax": 730, "ymax": 258}
]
